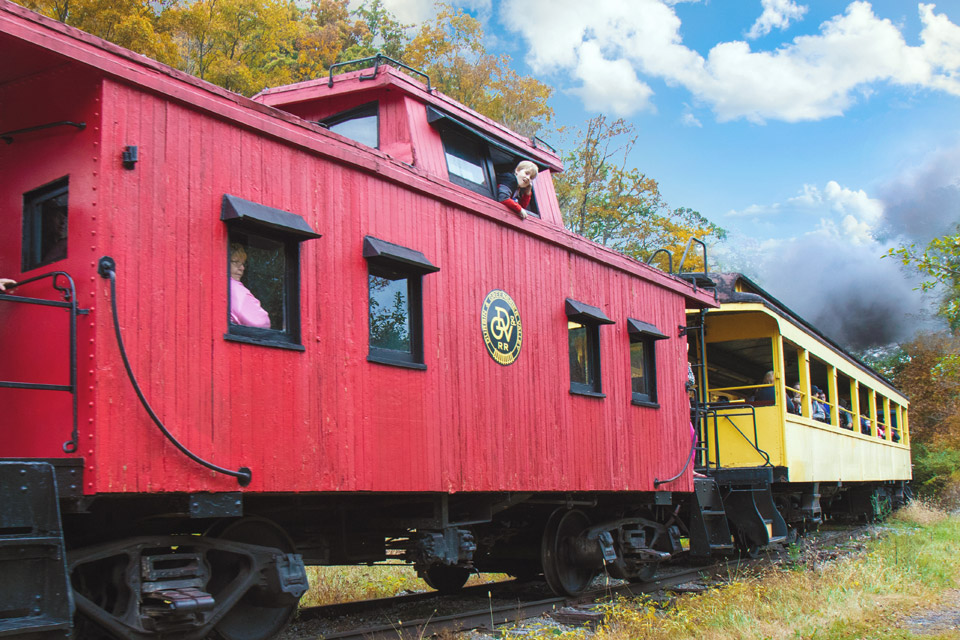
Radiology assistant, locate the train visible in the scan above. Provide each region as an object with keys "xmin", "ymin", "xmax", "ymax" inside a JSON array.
[{"xmin": 0, "ymin": 2, "xmax": 911, "ymax": 639}]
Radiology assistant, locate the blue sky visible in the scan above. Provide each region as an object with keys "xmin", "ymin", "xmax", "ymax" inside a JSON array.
[{"xmin": 372, "ymin": 0, "xmax": 960, "ymax": 348}]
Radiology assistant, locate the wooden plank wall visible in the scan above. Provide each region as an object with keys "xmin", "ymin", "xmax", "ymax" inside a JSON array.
[
  {"xmin": 7, "ymin": 74, "xmax": 693, "ymax": 496},
  {"xmin": 0, "ymin": 66, "xmax": 100, "ymax": 469}
]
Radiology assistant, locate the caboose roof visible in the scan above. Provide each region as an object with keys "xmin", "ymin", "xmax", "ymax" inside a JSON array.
[{"xmin": 252, "ymin": 65, "xmax": 563, "ymax": 173}]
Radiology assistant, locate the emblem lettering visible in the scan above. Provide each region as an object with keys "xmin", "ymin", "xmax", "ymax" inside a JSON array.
[
  {"xmin": 480, "ymin": 289, "xmax": 522, "ymax": 366},
  {"xmin": 490, "ymin": 307, "xmax": 514, "ymax": 343}
]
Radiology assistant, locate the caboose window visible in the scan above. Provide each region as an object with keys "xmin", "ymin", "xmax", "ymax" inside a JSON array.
[
  {"xmin": 441, "ymin": 130, "xmax": 493, "ymax": 196},
  {"xmin": 565, "ymin": 298, "xmax": 614, "ymax": 397},
  {"xmin": 320, "ymin": 102, "xmax": 379, "ymax": 148},
  {"xmin": 627, "ymin": 318, "xmax": 667, "ymax": 407},
  {"xmin": 427, "ymin": 106, "xmax": 541, "ymax": 216},
  {"xmin": 221, "ymin": 194, "xmax": 320, "ymax": 351},
  {"xmin": 228, "ymin": 233, "xmax": 287, "ymax": 330},
  {"xmin": 363, "ymin": 236, "xmax": 438, "ymax": 369},
  {"xmin": 22, "ymin": 176, "xmax": 69, "ymax": 271},
  {"xmin": 369, "ymin": 267, "xmax": 415, "ymax": 355}
]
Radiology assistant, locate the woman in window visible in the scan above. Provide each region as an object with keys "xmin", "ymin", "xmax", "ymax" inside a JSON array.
[{"xmin": 229, "ymin": 243, "xmax": 271, "ymax": 328}]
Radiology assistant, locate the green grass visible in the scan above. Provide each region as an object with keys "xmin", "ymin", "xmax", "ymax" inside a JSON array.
[{"xmin": 584, "ymin": 502, "xmax": 960, "ymax": 640}]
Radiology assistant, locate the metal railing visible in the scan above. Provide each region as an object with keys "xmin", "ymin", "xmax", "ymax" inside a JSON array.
[
  {"xmin": 328, "ymin": 54, "xmax": 431, "ymax": 92},
  {"xmin": 696, "ymin": 402, "xmax": 771, "ymax": 471},
  {"xmin": 0, "ymin": 272, "xmax": 88, "ymax": 453}
]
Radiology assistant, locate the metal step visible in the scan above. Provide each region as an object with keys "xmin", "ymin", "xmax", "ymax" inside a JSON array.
[
  {"xmin": 0, "ymin": 616, "xmax": 72, "ymax": 635},
  {"xmin": 0, "ymin": 461, "xmax": 74, "ymax": 639}
]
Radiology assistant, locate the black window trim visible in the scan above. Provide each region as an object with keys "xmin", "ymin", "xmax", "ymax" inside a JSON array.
[
  {"xmin": 318, "ymin": 101, "xmax": 379, "ymax": 149},
  {"xmin": 364, "ymin": 235, "xmax": 437, "ymax": 370},
  {"xmin": 566, "ymin": 297, "xmax": 613, "ymax": 398},
  {"xmin": 426, "ymin": 105, "xmax": 543, "ymax": 170},
  {"xmin": 222, "ymin": 194, "xmax": 320, "ymax": 239},
  {"xmin": 221, "ymin": 194, "xmax": 319, "ymax": 351},
  {"xmin": 627, "ymin": 317, "xmax": 668, "ymax": 407},
  {"xmin": 438, "ymin": 128, "xmax": 496, "ymax": 197},
  {"xmin": 565, "ymin": 298, "xmax": 615, "ymax": 326},
  {"xmin": 22, "ymin": 175, "xmax": 69, "ymax": 272},
  {"xmin": 428, "ymin": 105, "xmax": 544, "ymax": 216}
]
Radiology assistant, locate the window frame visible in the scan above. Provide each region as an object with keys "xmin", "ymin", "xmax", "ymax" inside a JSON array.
[
  {"xmin": 319, "ymin": 101, "xmax": 379, "ymax": 149},
  {"xmin": 363, "ymin": 236, "xmax": 438, "ymax": 370},
  {"xmin": 221, "ymin": 194, "xmax": 320, "ymax": 351},
  {"xmin": 439, "ymin": 128, "xmax": 495, "ymax": 197},
  {"xmin": 565, "ymin": 298, "xmax": 614, "ymax": 398},
  {"xmin": 427, "ymin": 106, "xmax": 542, "ymax": 217},
  {"xmin": 22, "ymin": 176, "xmax": 69, "ymax": 271},
  {"xmin": 627, "ymin": 318, "xmax": 667, "ymax": 408}
]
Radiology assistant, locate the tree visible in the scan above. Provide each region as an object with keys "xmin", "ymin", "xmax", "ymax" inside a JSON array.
[
  {"xmin": 893, "ymin": 333, "xmax": 960, "ymax": 447},
  {"xmin": 168, "ymin": 0, "xmax": 301, "ymax": 96},
  {"xmin": 291, "ymin": 0, "xmax": 368, "ymax": 83},
  {"xmin": 888, "ymin": 226, "xmax": 960, "ymax": 332},
  {"xmin": 336, "ymin": 0, "xmax": 408, "ymax": 64},
  {"xmin": 892, "ymin": 332, "xmax": 960, "ymax": 501},
  {"xmin": 18, "ymin": 0, "xmax": 181, "ymax": 65},
  {"xmin": 888, "ymin": 226, "xmax": 960, "ymax": 382},
  {"xmin": 554, "ymin": 115, "xmax": 725, "ymax": 271},
  {"xmin": 403, "ymin": 6, "xmax": 553, "ymax": 136}
]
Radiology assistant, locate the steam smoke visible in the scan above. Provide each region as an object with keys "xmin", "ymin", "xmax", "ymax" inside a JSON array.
[
  {"xmin": 879, "ymin": 144, "xmax": 960, "ymax": 243},
  {"xmin": 757, "ymin": 232, "xmax": 926, "ymax": 351},
  {"xmin": 719, "ymin": 142, "xmax": 960, "ymax": 351}
]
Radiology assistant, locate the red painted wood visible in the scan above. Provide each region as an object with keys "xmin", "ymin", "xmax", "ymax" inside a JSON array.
[{"xmin": 0, "ymin": 6, "xmax": 715, "ymax": 499}]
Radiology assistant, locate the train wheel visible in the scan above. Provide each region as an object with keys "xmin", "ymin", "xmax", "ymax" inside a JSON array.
[
  {"xmin": 732, "ymin": 526, "xmax": 761, "ymax": 559},
  {"xmin": 634, "ymin": 563, "xmax": 659, "ymax": 582},
  {"xmin": 210, "ymin": 517, "xmax": 300, "ymax": 640},
  {"xmin": 541, "ymin": 509, "xmax": 596, "ymax": 596},
  {"xmin": 421, "ymin": 565, "xmax": 472, "ymax": 593}
]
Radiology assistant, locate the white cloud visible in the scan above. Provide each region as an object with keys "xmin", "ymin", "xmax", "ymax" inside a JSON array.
[
  {"xmin": 680, "ymin": 112, "xmax": 702, "ymax": 127},
  {"xmin": 788, "ymin": 181, "xmax": 884, "ymax": 231},
  {"xmin": 501, "ymin": 1, "xmax": 960, "ymax": 123},
  {"xmin": 728, "ymin": 180, "xmax": 884, "ymax": 243},
  {"xmin": 567, "ymin": 42, "xmax": 655, "ymax": 115},
  {"xmin": 726, "ymin": 202, "xmax": 782, "ymax": 218},
  {"xmin": 747, "ymin": 0, "xmax": 808, "ymax": 39}
]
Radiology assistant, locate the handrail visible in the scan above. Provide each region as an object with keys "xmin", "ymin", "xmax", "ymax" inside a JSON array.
[
  {"xmin": 677, "ymin": 237, "xmax": 708, "ymax": 275},
  {"xmin": 98, "ymin": 256, "xmax": 252, "ymax": 486},
  {"xmin": 646, "ymin": 248, "xmax": 673, "ymax": 274},
  {"xmin": 654, "ymin": 406, "xmax": 698, "ymax": 487},
  {"xmin": 1, "ymin": 120, "xmax": 86, "ymax": 144},
  {"xmin": 699, "ymin": 402, "xmax": 772, "ymax": 469},
  {"xmin": 328, "ymin": 54, "xmax": 431, "ymax": 92},
  {"xmin": 709, "ymin": 383, "xmax": 771, "ymax": 394},
  {"xmin": 0, "ymin": 271, "xmax": 87, "ymax": 453}
]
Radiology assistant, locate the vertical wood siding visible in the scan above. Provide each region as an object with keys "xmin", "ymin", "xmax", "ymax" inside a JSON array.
[{"xmin": 3, "ymin": 73, "xmax": 696, "ymax": 496}]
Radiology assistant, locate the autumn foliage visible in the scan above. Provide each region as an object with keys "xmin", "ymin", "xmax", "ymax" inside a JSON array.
[
  {"xmin": 15, "ymin": 0, "xmax": 553, "ymax": 135},
  {"xmin": 555, "ymin": 115, "xmax": 725, "ymax": 272}
]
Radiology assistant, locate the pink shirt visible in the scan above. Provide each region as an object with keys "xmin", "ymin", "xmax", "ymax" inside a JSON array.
[{"xmin": 230, "ymin": 279, "xmax": 271, "ymax": 328}]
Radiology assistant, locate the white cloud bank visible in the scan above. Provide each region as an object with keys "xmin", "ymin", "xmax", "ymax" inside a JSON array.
[{"xmin": 500, "ymin": 1, "xmax": 960, "ymax": 122}]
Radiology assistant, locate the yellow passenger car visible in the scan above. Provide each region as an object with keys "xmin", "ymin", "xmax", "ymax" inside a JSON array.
[{"xmin": 689, "ymin": 273, "xmax": 910, "ymax": 526}]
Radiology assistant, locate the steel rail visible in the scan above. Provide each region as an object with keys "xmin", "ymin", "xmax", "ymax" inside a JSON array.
[{"xmin": 301, "ymin": 562, "xmax": 745, "ymax": 640}]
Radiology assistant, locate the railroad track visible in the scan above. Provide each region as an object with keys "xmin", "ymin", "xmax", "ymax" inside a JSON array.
[
  {"xmin": 281, "ymin": 526, "xmax": 871, "ymax": 640},
  {"xmin": 283, "ymin": 562, "xmax": 738, "ymax": 640}
]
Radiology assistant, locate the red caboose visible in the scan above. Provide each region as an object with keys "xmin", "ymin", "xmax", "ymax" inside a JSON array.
[{"xmin": 0, "ymin": 2, "xmax": 717, "ymax": 638}]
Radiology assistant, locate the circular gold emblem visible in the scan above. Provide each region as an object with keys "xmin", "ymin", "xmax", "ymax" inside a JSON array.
[{"xmin": 481, "ymin": 289, "xmax": 522, "ymax": 366}]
